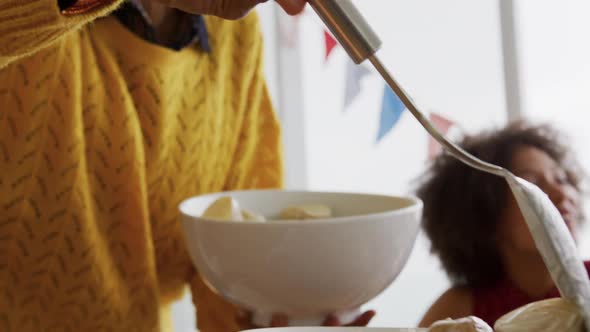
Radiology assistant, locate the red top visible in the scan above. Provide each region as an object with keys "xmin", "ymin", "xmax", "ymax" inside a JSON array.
[{"xmin": 472, "ymin": 261, "xmax": 590, "ymax": 326}]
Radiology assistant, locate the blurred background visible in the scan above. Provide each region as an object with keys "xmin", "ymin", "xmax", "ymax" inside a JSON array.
[{"xmin": 173, "ymin": 0, "xmax": 590, "ymax": 330}]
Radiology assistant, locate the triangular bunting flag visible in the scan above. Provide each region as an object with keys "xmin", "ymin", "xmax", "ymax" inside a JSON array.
[
  {"xmin": 377, "ymin": 86, "xmax": 406, "ymax": 142},
  {"xmin": 324, "ymin": 30, "xmax": 338, "ymax": 61},
  {"xmin": 344, "ymin": 58, "xmax": 371, "ymax": 109},
  {"xmin": 428, "ymin": 113, "xmax": 455, "ymax": 160}
]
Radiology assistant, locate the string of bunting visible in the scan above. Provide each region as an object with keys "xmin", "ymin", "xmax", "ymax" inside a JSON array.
[
  {"xmin": 323, "ymin": 30, "xmax": 457, "ymax": 157},
  {"xmin": 428, "ymin": 113, "xmax": 456, "ymax": 160},
  {"xmin": 324, "ymin": 29, "xmax": 406, "ymax": 142}
]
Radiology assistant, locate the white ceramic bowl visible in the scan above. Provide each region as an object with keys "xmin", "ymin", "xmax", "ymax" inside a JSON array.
[{"xmin": 179, "ymin": 190, "xmax": 422, "ymax": 326}]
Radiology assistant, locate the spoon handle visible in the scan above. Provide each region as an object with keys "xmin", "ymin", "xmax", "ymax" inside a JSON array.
[
  {"xmin": 309, "ymin": 0, "xmax": 505, "ymax": 177},
  {"xmin": 368, "ymin": 54, "xmax": 506, "ymax": 176},
  {"xmin": 308, "ymin": 0, "xmax": 381, "ymax": 64}
]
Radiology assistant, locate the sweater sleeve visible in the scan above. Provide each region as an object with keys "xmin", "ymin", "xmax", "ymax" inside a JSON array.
[
  {"xmin": 188, "ymin": 12, "xmax": 284, "ymax": 332},
  {"xmin": 0, "ymin": 0, "xmax": 123, "ymax": 68},
  {"xmin": 188, "ymin": 85, "xmax": 283, "ymax": 332},
  {"xmin": 223, "ymin": 81, "xmax": 284, "ymax": 191},
  {"xmin": 220, "ymin": 26, "xmax": 284, "ymax": 192}
]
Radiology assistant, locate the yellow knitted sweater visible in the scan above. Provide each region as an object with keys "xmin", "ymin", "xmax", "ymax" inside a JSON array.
[{"xmin": 0, "ymin": 1, "xmax": 283, "ymax": 331}]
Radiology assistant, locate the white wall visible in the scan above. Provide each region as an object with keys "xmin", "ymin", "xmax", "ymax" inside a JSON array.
[
  {"xmin": 298, "ymin": 0, "xmax": 507, "ymax": 327},
  {"xmin": 514, "ymin": 0, "xmax": 590, "ymax": 172},
  {"xmin": 301, "ymin": 0, "xmax": 508, "ymax": 194},
  {"xmin": 512, "ymin": 0, "xmax": 590, "ymax": 255}
]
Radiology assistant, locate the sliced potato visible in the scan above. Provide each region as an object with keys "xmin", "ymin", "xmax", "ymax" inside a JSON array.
[
  {"xmin": 494, "ymin": 298, "xmax": 583, "ymax": 332},
  {"xmin": 202, "ymin": 196, "xmax": 243, "ymax": 221},
  {"xmin": 241, "ymin": 209, "xmax": 266, "ymax": 222},
  {"xmin": 279, "ymin": 204, "xmax": 332, "ymax": 220},
  {"xmin": 428, "ymin": 316, "xmax": 493, "ymax": 332}
]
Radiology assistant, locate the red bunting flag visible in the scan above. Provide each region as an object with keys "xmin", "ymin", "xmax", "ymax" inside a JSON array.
[
  {"xmin": 428, "ymin": 113, "xmax": 455, "ymax": 160},
  {"xmin": 324, "ymin": 30, "xmax": 338, "ymax": 61}
]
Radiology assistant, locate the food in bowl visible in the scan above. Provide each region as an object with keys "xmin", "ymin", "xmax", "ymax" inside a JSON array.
[
  {"xmin": 201, "ymin": 196, "xmax": 333, "ymax": 222},
  {"xmin": 426, "ymin": 298, "xmax": 583, "ymax": 332},
  {"xmin": 279, "ymin": 204, "xmax": 332, "ymax": 220},
  {"xmin": 494, "ymin": 298, "xmax": 584, "ymax": 332},
  {"xmin": 202, "ymin": 196, "xmax": 267, "ymax": 222},
  {"xmin": 241, "ymin": 208, "xmax": 267, "ymax": 222},
  {"xmin": 202, "ymin": 196, "xmax": 245, "ymax": 221},
  {"xmin": 429, "ymin": 316, "xmax": 492, "ymax": 332},
  {"xmin": 180, "ymin": 190, "xmax": 422, "ymax": 326}
]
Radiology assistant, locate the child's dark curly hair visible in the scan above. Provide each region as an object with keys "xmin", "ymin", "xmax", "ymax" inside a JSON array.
[{"xmin": 416, "ymin": 121, "xmax": 584, "ymax": 288}]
